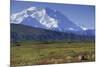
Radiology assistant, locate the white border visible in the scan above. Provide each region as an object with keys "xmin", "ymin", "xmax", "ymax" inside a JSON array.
[
  {"xmin": 0, "ymin": 0, "xmax": 99, "ymax": 67},
  {"xmin": 0, "ymin": 0, "xmax": 10, "ymax": 67}
]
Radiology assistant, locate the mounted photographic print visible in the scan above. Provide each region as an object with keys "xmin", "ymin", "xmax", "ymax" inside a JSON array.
[{"xmin": 10, "ymin": 0, "xmax": 95, "ymax": 66}]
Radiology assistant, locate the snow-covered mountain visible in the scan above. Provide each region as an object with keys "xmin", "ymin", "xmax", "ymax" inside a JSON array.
[
  {"xmin": 11, "ymin": 7, "xmax": 83, "ymax": 32},
  {"xmin": 11, "ymin": 7, "xmax": 58, "ymax": 30}
]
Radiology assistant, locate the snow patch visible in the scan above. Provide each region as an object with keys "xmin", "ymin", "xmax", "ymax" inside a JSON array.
[
  {"xmin": 80, "ymin": 26, "xmax": 88, "ymax": 31},
  {"xmin": 69, "ymin": 28, "xmax": 74, "ymax": 30}
]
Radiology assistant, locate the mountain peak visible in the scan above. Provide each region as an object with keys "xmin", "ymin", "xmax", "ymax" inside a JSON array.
[
  {"xmin": 11, "ymin": 7, "xmax": 58, "ymax": 29},
  {"xmin": 11, "ymin": 7, "xmax": 83, "ymax": 32}
]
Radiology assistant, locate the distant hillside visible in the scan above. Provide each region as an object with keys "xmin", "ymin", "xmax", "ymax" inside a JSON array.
[{"xmin": 11, "ymin": 23, "xmax": 95, "ymax": 43}]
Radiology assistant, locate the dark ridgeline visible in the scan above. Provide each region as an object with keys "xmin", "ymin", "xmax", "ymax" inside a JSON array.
[{"xmin": 10, "ymin": 23, "xmax": 95, "ymax": 44}]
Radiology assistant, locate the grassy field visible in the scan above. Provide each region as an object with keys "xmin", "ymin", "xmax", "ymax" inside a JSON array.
[{"xmin": 11, "ymin": 41, "xmax": 95, "ymax": 66}]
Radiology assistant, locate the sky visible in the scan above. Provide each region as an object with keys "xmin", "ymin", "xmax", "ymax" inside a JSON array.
[{"xmin": 11, "ymin": 0, "xmax": 95, "ymax": 29}]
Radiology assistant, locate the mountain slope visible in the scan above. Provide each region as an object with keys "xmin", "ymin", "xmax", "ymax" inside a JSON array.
[{"xmin": 10, "ymin": 7, "xmax": 82, "ymax": 32}]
